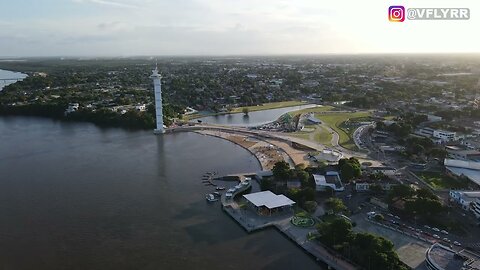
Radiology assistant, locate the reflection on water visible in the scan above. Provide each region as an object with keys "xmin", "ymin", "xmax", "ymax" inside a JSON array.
[
  {"xmin": 0, "ymin": 117, "xmax": 322, "ymax": 270},
  {"xmin": 196, "ymin": 104, "xmax": 318, "ymax": 126}
]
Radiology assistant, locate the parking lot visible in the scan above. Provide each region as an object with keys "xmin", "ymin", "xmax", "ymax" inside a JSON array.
[{"xmin": 351, "ymin": 213, "xmax": 430, "ymax": 270}]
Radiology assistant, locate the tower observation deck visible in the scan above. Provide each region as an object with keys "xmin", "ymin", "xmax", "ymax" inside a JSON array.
[{"xmin": 150, "ymin": 66, "xmax": 165, "ymax": 134}]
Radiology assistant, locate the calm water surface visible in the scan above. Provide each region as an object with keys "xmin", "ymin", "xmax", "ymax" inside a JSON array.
[
  {"xmin": 0, "ymin": 69, "xmax": 28, "ymax": 90},
  {"xmin": 0, "ymin": 117, "xmax": 322, "ymax": 270},
  {"xmin": 196, "ymin": 104, "xmax": 318, "ymax": 126}
]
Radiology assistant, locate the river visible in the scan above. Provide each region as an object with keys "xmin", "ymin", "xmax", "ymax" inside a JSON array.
[
  {"xmin": 196, "ymin": 104, "xmax": 318, "ymax": 126},
  {"xmin": 0, "ymin": 116, "xmax": 322, "ymax": 270},
  {"xmin": 0, "ymin": 69, "xmax": 28, "ymax": 90}
]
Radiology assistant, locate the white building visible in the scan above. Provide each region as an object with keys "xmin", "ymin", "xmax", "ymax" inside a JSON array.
[
  {"xmin": 135, "ymin": 104, "xmax": 146, "ymax": 112},
  {"xmin": 243, "ymin": 191, "xmax": 295, "ymax": 216},
  {"xmin": 64, "ymin": 103, "xmax": 79, "ymax": 115},
  {"xmin": 150, "ymin": 65, "xmax": 165, "ymax": 134},
  {"xmin": 472, "ymin": 198, "xmax": 480, "ymax": 219},
  {"xmin": 416, "ymin": 127, "xmax": 457, "ymax": 143},
  {"xmin": 445, "ymin": 158, "xmax": 480, "ymax": 187},
  {"xmin": 314, "ymin": 172, "xmax": 344, "ymax": 192},
  {"xmin": 433, "ymin": 130, "xmax": 456, "ymax": 142},
  {"xmin": 449, "ymin": 190, "xmax": 480, "ymax": 211}
]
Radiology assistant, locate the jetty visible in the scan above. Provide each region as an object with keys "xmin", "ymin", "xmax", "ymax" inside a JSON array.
[{"xmin": 219, "ymin": 175, "xmax": 357, "ymax": 270}]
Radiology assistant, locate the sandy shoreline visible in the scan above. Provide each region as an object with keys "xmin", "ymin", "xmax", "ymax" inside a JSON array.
[{"xmin": 195, "ymin": 129, "xmax": 315, "ymax": 170}]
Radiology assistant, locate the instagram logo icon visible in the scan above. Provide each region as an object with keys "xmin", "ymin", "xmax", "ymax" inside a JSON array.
[{"xmin": 389, "ymin": 6, "xmax": 405, "ymax": 22}]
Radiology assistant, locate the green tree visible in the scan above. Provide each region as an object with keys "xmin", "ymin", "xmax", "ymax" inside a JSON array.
[
  {"xmin": 325, "ymin": 197, "xmax": 347, "ymax": 214},
  {"xmin": 350, "ymin": 233, "xmax": 407, "ymax": 270},
  {"xmin": 388, "ymin": 184, "xmax": 415, "ymax": 202},
  {"xmin": 272, "ymin": 161, "xmax": 290, "ymax": 181},
  {"xmin": 242, "ymin": 107, "xmax": 249, "ymax": 116},
  {"xmin": 304, "ymin": 201, "xmax": 318, "ymax": 213},
  {"xmin": 317, "ymin": 217, "xmax": 353, "ymax": 248},
  {"xmin": 339, "ymin": 158, "xmax": 361, "ymax": 182}
]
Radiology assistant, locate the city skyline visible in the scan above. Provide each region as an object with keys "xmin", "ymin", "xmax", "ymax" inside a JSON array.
[{"xmin": 1, "ymin": 0, "xmax": 480, "ymax": 57}]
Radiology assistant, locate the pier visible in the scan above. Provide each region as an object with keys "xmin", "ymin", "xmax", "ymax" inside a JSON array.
[{"xmin": 219, "ymin": 183, "xmax": 358, "ymax": 270}]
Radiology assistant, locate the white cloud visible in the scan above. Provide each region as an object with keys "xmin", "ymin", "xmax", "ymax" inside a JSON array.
[
  {"xmin": 72, "ymin": 0, "xmax": 139, "ymax": 9},
  {"xmin": 1, "ymin": 0, "xmax": 479, "ymax": 56}
]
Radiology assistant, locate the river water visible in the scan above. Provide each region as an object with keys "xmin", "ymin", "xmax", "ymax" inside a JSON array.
[
  {"xmin": 196, "ymin": 104, "xmax": 318, "ymax": 126},
  {"xmin": 0, "ymin": 116, "xmax": 322, "ymax": 270},
  {"xmin": 0, "ymin": 69, "xmax": 28, "ymax": 90}
]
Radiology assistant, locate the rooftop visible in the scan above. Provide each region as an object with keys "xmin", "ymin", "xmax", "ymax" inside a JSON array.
[
  {"xmin": 243, "ymin": 191, "xmax": 295, "ymax": 209},
  {"xmin": 451, "ymin": 190, "xmax": 480, "ymax": 199},
  {"xmin": 427, "ymin": 244, "xmax": 480, "ymax": 270},
  {"xmin": 446, "ymin": 166, "xmax": 480, "ymax": 186}
]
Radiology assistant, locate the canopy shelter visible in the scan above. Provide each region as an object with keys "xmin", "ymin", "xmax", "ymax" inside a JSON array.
[{"xmin": 243, "ymin": 191, "xmax": 295, "ymax": 216}]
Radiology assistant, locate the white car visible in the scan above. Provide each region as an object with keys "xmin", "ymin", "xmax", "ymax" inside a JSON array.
[
  {"xmin": 454, "ymin": 241, "xmax": 461, "ymax": 246},
  {"xmin": 433, "ymin": 234, "xmax": 440, "ymax": 239},
  {"xmin": 441, "ymin": 230, "xmax": 449, "ymax": 235},
  {"xmin": 432, "ymin": 227, "xmax": 440, "ymax": 232}
]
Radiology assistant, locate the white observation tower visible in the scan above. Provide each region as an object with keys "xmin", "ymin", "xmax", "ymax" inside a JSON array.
[{"xmin": 150, "ymin": 64, "xmax": 165, "ymax": 134}]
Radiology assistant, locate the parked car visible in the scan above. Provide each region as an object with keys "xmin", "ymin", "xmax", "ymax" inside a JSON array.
[
  {"xmin": 441, "ymin": 230, "xmax": 449, "ymax": 235},
  {"xmin": 433, "ymin": 234, "xmax": 440, "ymax": 239},
  {"xmin": 454, "ymin": 241, "xmax": 461, "ymax": 246},
  {"xmin": 424, "ymin": 225, "xmax": 431, "ymax": 229},
  {"xmin": 432, "ymin": 227, "xmax": 440, "ymax": 232}
]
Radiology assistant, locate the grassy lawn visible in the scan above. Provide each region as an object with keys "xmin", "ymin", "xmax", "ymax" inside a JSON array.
[
  {"xmin": 230, "ymin": 100, "xmax": 307, "ymax": 113},
  {"xmin": 288, "ymin": 105, "xmax": 334, "ymax": 116},
  {"xmin": 290, "ymin": 125, "xmax": 332, "ymax": 146},
  {"xmin": 315, "ymin": 111, "xmax": 371, "ymax": 150},
  {"xmin": 416, "ymin": 171, "xmax": 470, "ymax": 190},
  {"xmin": 314, "ymin": 125, "xmax": 332, "ymax": 145}
]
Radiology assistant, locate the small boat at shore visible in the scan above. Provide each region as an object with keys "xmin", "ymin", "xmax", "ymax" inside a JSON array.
[
  {"xmin": 215, "ymin": 186, "xmax": 225, "ymax": 191},
  {"xmin": 206, "ymin": 194, "xmax": 219, "ymax": 202}
]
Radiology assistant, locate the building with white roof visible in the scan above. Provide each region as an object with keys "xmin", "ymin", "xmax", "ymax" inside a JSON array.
[
  {"xmin": 445, "ymin": 158, "xmax": 480, "ymax": 187},
  {"xmin": 243, "ymin": 191, "xmax": 295, "ymax": 216},
  {"xmin": 313, "ymin": 172, "xmax": 344, "ymax": 192}
]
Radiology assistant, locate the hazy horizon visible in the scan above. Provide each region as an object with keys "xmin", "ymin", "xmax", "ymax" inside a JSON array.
[{"xmin": 2, "ymin": 0, "xmax": 480, "ymax": 57}]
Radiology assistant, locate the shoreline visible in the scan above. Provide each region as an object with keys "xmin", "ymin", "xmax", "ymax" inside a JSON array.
[
  {"xmin": 0, "ymin": 69, "xmax": 28, "ymax": 91},
  {"xmin": 194, "ymin": 130, "xmax": 266, "ymax": 170},
  {"xmin": 187, "ymin": 103, "xmax": 317, "ymax": 121}
]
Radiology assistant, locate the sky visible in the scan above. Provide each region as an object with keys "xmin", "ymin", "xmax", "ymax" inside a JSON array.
[{"xmin": 1, "ymin": 0, "xmax": 480, "ymax": 57}]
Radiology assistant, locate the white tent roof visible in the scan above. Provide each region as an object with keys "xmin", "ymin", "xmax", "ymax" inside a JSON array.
[{"xmin": 243, "ymin": 191, "xmax": 295, "ymax": 209}]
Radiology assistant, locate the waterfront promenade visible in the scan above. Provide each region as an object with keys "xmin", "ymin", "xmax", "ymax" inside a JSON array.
[{"xmin": 222, "ymin": 196, "xmax": 357, "ymax": 270}]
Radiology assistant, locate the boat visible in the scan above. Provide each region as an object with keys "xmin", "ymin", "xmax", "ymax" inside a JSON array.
[
  {"xmin": 206, "ymin": 194, "xmax": 219, "ymax": 202},
  {"xmin": 215, "ymin": 186, "xmax": 225, "ymax": 191}
]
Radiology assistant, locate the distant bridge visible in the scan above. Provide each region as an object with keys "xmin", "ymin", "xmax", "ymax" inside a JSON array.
[{"xmin": 0, "ymin": 78, "xmax": 25, "ymax": 84}]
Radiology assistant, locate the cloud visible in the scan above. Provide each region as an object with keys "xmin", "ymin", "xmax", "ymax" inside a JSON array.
[{"xmin": 72, "ymin": 0, "xmax": 139, "ymax": 9}]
